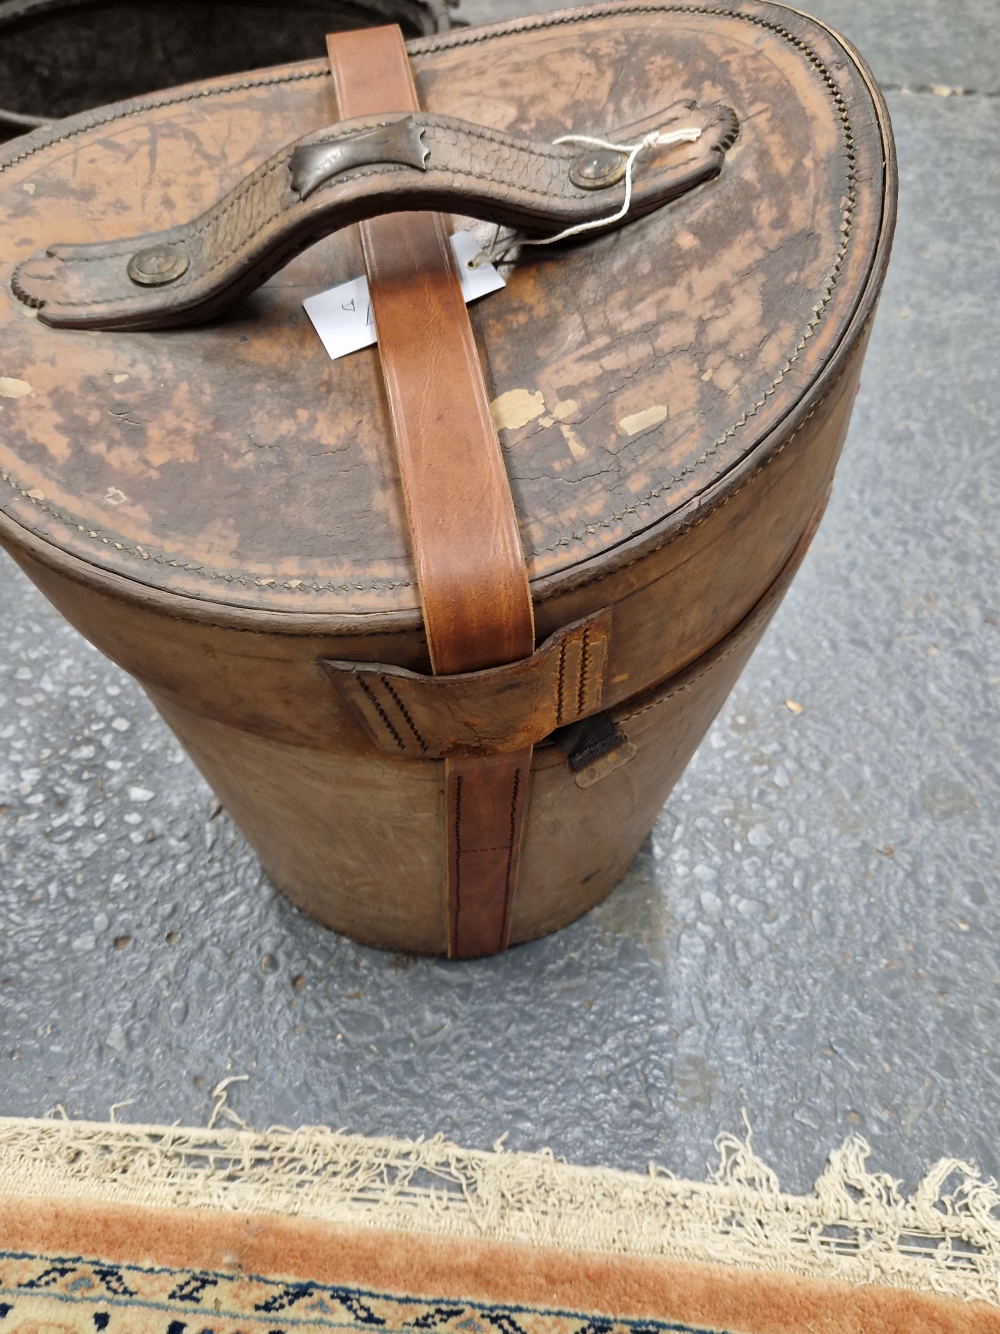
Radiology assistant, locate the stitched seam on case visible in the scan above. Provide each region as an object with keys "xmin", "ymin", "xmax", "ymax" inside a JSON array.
[
  {"xmin": 505, "ymin": 766, "xmax": 522, "ymax": 896},
  {"xmin": 577, "ymin": 627, "xmax": 591, "ymax": 717},
  {"xmin": 522, "ymin": 324, "xmax": 860, "ymax": 609},
  {"xmin": 2, "ymin": 4, "xmax": 862, "ymax": 599},
  {"xmin": 356, "ymin": 677, "xmax": 406, "ymax": 751},
  {"xmin": 620, "ymin": 630, "xmax": 758, "ymax": 722},
  {"xmin": 0, "ymin": 469, "xmax": 418, "ymax": 595},
  {"xmin": 451, "ymin": 773, "xmax": 463, "ymax": 936},
  {"xmin": 555, "ymin": 641, "xmax": 567, "ymax": 726},
  {"xmin": 574, "ymin": 354, "xmax": 853, "ymax": 588},
  {"xmin": 379, "ymin": 675, "xmax": 426, "ymax": 751}
]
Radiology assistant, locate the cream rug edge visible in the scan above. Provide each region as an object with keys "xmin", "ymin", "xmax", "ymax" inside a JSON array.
[{"xmin": 1, "ymin": 1111, "xmax": 998, "ymax": 1307}]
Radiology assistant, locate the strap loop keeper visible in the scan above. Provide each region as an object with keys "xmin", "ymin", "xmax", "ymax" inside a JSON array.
[{"xmin": 323, "ymin": 607, "xmax": 612, "ymax": 759}]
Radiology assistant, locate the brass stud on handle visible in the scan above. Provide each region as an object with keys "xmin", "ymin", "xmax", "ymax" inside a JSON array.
[
  {"xmin": 569, "ymin": 148, "xmax": 628, "ymax": 190},
  {"xmin": 127, "ymin": 244, "xmax": 189, "ymax": 286}
]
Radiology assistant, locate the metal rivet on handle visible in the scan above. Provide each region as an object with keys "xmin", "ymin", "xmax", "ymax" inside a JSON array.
[
  {"xmin": 569, "ymin": 148, "xmax": 628, "ymax": 190},
  {"xmin": 127, "ymin": 244, "xmax": 189, "ymax": 286}
]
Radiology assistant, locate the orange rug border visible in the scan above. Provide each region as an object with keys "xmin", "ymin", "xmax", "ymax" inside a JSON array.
[{"xmin": 1, "ymin": 1193, "xmax": 997, "ymax": 1334}]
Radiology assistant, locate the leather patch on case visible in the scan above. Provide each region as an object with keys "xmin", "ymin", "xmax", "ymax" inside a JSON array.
[{"xmin": 323, "ymin": 607, "xmax": 611, "ymax": 759}]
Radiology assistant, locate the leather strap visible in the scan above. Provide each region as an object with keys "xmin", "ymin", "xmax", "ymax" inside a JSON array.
[
  {"xmin": 446, "ymin": 751, "xmax": 529, "ymax": 956},
  {"xmin": 329, "ymin": 26, "xmax": 535, "ymax": 957}
]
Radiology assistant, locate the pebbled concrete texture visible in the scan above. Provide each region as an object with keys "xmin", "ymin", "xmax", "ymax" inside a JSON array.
[
  {"xmin": 1, "ymin": 4, "xmax": 999, "ymax": 1197},
  {"xmin": 455, "ymin": 0, "xmax": 1000, "ymax": 95}
]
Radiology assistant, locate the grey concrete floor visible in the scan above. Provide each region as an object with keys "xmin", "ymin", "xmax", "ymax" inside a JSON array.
[{"xmin": 1, "ymin": 2, "xmax": 998, "ymax": 1197}]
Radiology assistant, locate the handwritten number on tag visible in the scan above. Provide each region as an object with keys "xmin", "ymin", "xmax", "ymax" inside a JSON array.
[{"xmin": 303, "ymin": 231, "xmax": 504, "ymax": 362}]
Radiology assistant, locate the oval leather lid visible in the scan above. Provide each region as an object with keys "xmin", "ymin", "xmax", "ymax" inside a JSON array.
[{"xmin": 0, "ymin": 0, "xmax": 889, "ymax": 619}]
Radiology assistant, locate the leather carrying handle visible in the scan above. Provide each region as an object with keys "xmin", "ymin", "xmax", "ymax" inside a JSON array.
[
  {"xmin": 13, "ymin": 102, "xmax": 737, "ymax": 330},
  {"xmin": 329, "ymin": 26, "xmax": 535, "ymax": 958}
]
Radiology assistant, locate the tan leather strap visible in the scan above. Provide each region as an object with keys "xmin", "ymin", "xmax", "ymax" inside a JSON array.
[
  {"xmin": 446, "ymin": 752, "xmax": 530, "ymax": 956},
  {"xmin": 328, "ymin": 26, "xmax": 535, "ymax": 957}
]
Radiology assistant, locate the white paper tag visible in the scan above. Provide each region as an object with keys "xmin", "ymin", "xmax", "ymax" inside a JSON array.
[{"xmin": 303, "ymin": 230, "xmax": 505, "ymax": 362}]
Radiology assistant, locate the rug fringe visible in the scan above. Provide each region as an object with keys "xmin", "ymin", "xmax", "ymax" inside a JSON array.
[{"xmin": 1, "ymin": 1114, "xmax": 998, "ymax": 1305}]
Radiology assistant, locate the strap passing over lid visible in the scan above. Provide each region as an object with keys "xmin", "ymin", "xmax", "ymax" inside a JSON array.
[{"xmin": 328, "ymin": 26, "xmax": 535, "ymax": 958}]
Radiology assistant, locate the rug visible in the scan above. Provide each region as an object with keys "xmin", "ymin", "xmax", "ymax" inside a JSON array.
[{"xmin": 1, "ymin": 1106, "xmax": 999, "ymax": 1334}]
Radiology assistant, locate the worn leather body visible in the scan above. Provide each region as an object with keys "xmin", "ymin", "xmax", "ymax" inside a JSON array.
[
  {"xmin": 1, "ymin": 339, "xmax": 869, "ymax": 951},
  {"xmin": 0, "ymin": 1, "xmax": 895, "ymax": 953},
  {"xmin": 135, "ymin": 495, "xmax": 826, "ymax": 953}
]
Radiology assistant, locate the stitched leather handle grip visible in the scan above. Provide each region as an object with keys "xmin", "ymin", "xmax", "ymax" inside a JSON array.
[{"xmin": 12, "ymin": 101, "xmax": 736, "ymax": 330}]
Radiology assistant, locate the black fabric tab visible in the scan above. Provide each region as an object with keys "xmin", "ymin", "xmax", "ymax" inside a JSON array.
[{"xmin": 549, "ymin": 711, "xmax": 628, "ymax": 772}]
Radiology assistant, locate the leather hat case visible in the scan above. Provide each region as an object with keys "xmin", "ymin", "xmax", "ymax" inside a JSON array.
[{"xmin": 0, "ymin": 1, "xmax": 895, "ymax": 955}]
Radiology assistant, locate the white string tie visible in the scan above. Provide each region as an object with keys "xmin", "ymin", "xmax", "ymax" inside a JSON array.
[{"xmin": 470, "ymin": 125, "xmax": 702, "ymax": 268}]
